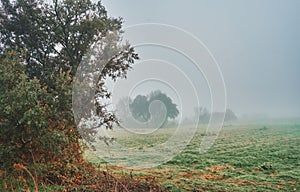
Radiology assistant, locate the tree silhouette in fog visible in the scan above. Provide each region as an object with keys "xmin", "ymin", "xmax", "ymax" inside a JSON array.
[
  {"xmin": 130, "ymin": 95, "xmax": 150, "ymax": 122},
  {"xmin": 129, "ymin": 90, "xmax": 179, "ymax": 124}
]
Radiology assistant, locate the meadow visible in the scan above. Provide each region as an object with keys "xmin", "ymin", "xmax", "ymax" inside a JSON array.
[{"xmin": 85, "ymin": 121, "xmax": 300, "ymax": 191}]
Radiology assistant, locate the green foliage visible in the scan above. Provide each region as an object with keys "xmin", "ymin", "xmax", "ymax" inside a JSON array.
[
  {"xmin": 0, "ymin": 0, "xmax": 138, "ymax": 133},
  {"xmin": 0, "ymin": 51, "xmax": 73, "ymax": 168},
  {"xmin": 0, "ymin": 0, "xmax": 140, "ymax": 190},
  {"xmin": 0, "ymin": 0, "xmax": 124, "ymax": 79}
]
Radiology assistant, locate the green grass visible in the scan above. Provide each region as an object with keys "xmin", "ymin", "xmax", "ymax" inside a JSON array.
[{"xmin": 85, "ymin": 122, "xmax": 300, "ymax": 191}]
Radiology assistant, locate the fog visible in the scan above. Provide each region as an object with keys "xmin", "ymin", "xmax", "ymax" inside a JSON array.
[{"xmin": 102, "ymin": 0, "xmax": 300, "ymax": 119}]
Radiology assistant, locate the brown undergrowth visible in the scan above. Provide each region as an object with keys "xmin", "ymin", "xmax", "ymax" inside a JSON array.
[{"xmin": 1, "ymin": 160, "xmax": 166, "ymax": 191}]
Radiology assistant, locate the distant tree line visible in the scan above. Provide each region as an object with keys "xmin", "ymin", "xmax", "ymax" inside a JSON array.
[{"xmin": 194, "ymin": 107, "xmax": 237, "ymax": 124}]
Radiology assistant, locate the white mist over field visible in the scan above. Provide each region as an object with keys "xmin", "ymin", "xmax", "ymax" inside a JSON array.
[{"xmin": 102, "ymin": 0, "xmax": 300, "ymax": 120}]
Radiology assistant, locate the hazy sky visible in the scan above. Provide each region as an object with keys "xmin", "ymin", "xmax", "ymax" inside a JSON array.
[{"xmin": 102, "ymin": 0, "xmax": 300, "ymax": 118}]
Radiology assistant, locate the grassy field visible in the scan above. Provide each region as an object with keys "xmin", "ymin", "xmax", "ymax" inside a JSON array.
[{"xmin": 85, "ymin": 121, "xmax": 300, "ymax": 191}]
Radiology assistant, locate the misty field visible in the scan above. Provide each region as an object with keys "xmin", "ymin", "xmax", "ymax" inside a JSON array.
[{"xmin": 85, "ymin": 122, "xmax": 300, "ymax": 191}]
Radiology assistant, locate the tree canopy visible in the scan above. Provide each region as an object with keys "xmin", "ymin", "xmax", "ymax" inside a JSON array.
[
  {"xmin": 130, "ymin": 95, "xmax": 150, "ymax": 122},
  {"xmin": 129, "ymin": 90, "xmax": 179, "ymax": 126}
]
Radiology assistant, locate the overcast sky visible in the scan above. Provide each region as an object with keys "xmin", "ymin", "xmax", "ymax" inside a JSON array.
[{"xmin": 102, "ymin": 0, "xmax": 300, "ymax": 118}]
